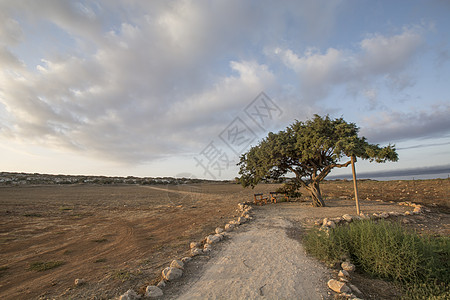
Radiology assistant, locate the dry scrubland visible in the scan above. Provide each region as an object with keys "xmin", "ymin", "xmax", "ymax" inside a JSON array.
[{"xmin": 0, "ymin": 179, "xmax": 448, "ymax": 299}]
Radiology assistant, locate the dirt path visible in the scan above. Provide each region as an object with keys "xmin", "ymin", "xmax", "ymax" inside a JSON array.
[{"xmin": 168, "ymin": 201, "xmax": 415, "ymax": 300}]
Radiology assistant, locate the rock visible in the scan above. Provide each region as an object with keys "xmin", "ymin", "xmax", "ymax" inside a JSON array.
[
  {"xmin": 162, "ymin": 267, "xmax": 183, "ymax": 281},
  {"xmin": 238, "ymin": 217, "xmax": 246, "ymax": 223},
  {"xmin": 326, "ymin": 221, "xmax": 336, "ymax": 228},
  {"xmin": 380, "ymin": 212, "xmax": 389, "ymax": 219},
  {"xmin": 327, "ymin": 279, "xmax": 351, "ymax": 293},
  {"xmin": 156, "ymin": 280, "xmax": 166, "ymax": 288},
  {"xmin": 229, "ymin": 220, "xmax": 240, "ymax": 225},
  {"xmin": 214, "ymin": 233, "xmax": 224, "ymax": 240},
  {"xmin": 413, "ymin": 206, "xmax": 423, "ymax": 213},
  {"xmin": 74, "ymin": 278, "xmax": 85, "ymax": 286},
  {"xmin": 349, "ymin": 283, "xmax": 362, "ymax": 295},
  {"xmin": 206, "ymin": 235, "xmax": 220, "ymax": 244},
  {"xmin": 170, "ymin": 259, "xmax": 184, "ymax": 269},
  {"xmin": 342, "ymin": 214, "xmax": 353, "ymax": 222},
  {"xmin": 338, "ymin": 269, "xmax": 350, "ymax": 277},
  {"xmin": 181, "ymin": 257, "xmax": 192, "ymax": 263},
  {"xmin": 224, "ymin": 223, "xmax": 234, "ymax": 231},
  {"xmin": 238, "ymin": 203, "xmax": 245, "ymax": 211},
  {"xmin": 359, "ymin": 213, "xmax": 370, "ymax": 220},
  {"xmin": 145, "ymin": 285, "xmax": 163, "ymax": 298},
  {"xmin": 190, "ymin": 242, "xmax": 200, "ymax": 249},
  {"xmin": 401, "ymin": 218, "xmax": 410, "ymax": 224},
  {"xmin": 339, "ymin": 277, "xmax": 349, "ymax": 283},
  {"xmin": 404, "ymin": 211, "xmax": 411, "ymax": 215},
  {"xmin": 332, "ymin": 217, "xmax": 343, "ymax": 223},
  {"xmin": 203, "ymin": 248, "xmax": 211, "ymax": 253},
  {"xmin": 190, "ymin": 248, "xmax": 203, "ymax": 256},
  {"xmin": 215, "ymin": 227, "xmax": 224, "ymax": 234},
  {"xmin": 341, "ymin": 261, "xmax": 355, "ymax": 272},
  {"xmin": 119, "ymin": 289, "xmax": 141, "ymax": 300},
  {"xmin": 322, "ymin": 218, "xmax": 329, "ymax": 226},
  {"xmin": 314, "ymin": 219, "xmax": 322, "ymax": 226},
  {"xmin": 204, "ymin": 243, "xmax": 212, "ymax": 250}
]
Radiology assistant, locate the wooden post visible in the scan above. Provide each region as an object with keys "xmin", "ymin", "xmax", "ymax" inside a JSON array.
[{"xmin": 351, "ymin": 155, "xmax": 360, "ymax": 215}]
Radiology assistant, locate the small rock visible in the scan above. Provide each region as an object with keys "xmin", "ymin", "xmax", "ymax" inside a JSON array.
[
  {"xmin": 342, "ymin": 214, "xmax": 353, "ymax": 222},
  {"xmin": 181, "ymin": 257, "xmax": 192, "ymax": 263},
  {"xmin": 339, "ymin": 277, "xmax": 349, "ymax": 283},
  {"xmin": 380, "ymin": 212, "xmax": 389, "ymax": 219},
  {"xmin": 349, "ymin": 283, "xmax": 362, "ymax": 295},
  {"xmin": 119, "ymin": 289, "xmax": 141, "ymax": 300},
  {"xmin": 190, "ymin": 248, "xmax": 203, "ymax": 256},
  {"xmin": 224, "ymin": 224, "xmax": 234, "ymax": 231},
  {"xmin": 215, "ymin": 227, "xmax": 224, "ymax": 234},
  {"xmin": 322, "ymin": 218, "xmax": 329, "ymax": 226},
  {"xmin": 204, "ymin": 243, "xmax": 212, "ymax": 249},
  {"xmin": 162, "ymin": 267, "xmax": 182, "ymax": 281},
  {"xmin": 341, "ymin": 261, "xmax": 355, "ymax": 272},
  {"xmin": 314, "ymin": 220, "xmax": 322, "ymax": 226},
  {"xmin": 145, "ymin": 285, "xmax": 163, "ymax": 298},
  {"xmin": 404, "ymin": 211, "xmax": 411, "ymax": 215},
  {"xmin": 74, "ymin": 278, "xmax": 85, "ymax": 286},
  {"xmin": 401, "ymin": 218, "xmax": 410, "ymax": 224},
  {"xmin": 327, "ymin": 279, "xmax": 351, "ymax": 293},
  {"xmin": 156, "ymin": 280, "xmax": 166, "ymax": 288},
  {"xmin": 326, "ymin": 221, "xmax": 336, "ymax": 228},
  {"xmin": 170, "ymin": 259, "xmax": 184, "ymax": 269},
  {"xmin": 190, "ymin": 242, "xmax": 200, "ymax": 249},
  {"xmin": 338, "ymin": 269, "xmax": 349, "ymax": 277},
  {"xmin": 238, "ymin": 217, "xmax": 246, "ymax": 223},
  {"xmin": 206, "ymin": 235, "xmax": 220, "ymax": 244},
  {"xmin": 203, "ymin": 248, "xmax": 211, "ymax": 253}
]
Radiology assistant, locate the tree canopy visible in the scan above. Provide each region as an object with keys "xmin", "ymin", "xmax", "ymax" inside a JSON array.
[{"xmin": 238, "ymin": 115, "xmax": 398, "ymax": 207}]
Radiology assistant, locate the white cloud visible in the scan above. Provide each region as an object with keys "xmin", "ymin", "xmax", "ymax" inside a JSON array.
[
  {"xmin": 273, "ymin": 26, "xmax": 426, "ymax": 104},
  {"xmin": 360, "ymin": 103, "xmax": 450, "ymax": 143}
]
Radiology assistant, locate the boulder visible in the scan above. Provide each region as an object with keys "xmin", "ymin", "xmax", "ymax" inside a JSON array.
[
  {"xmin": 215, "ymin": 227, "xmax": 224, "ymax": 234},
  {"xmin": 119, "ymin": 289, "xmax": 141, "ymax": 300},
  {"xmin": 162, "ymin": 267, "xmax": 183, "ymax": 281},
  {"xmin": 341, "ymin": 261, "xmax": 355, "ymax": 272},
  {"xmin": 145, "ymin": 285, "xmax": 163, "ymax": 298},
  {"xmin": 327, "ymin": 279, "xmax": 351, "ymax": 293},
  {"xmin": 170, "ymin": 259, "xmax": 184, "ymax": 269},
  {"xmin": 342, "ymin": 214, "xmax": 353, "ymax": 222}
]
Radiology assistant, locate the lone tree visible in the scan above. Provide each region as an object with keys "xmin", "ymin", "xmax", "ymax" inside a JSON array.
[{"xmin": 238, "ymin": 115, "xmax": 398, "ymax": 207}]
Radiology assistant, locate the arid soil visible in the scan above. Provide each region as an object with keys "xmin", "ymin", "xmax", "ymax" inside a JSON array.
[{"xmin": 0, "ymin": 179, "xmax": 448, "ymax": 299}]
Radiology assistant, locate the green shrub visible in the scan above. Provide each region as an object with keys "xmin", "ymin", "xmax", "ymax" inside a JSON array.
[
  {"xmin": 303, "ymin": 219, "xmax": 449, "ymax": 299},
  {"xmin": 28, "ymin": 261, "xmax": 65, "ymax": 271}
]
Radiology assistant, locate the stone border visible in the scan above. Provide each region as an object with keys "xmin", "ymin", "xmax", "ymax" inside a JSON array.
[
  {"xmin": 117, "ymin": 203, "xmax": 254, "ymax": 299},
  {"xmin": 314, "ymin": 201, "xmax": 431, "ymax": 299}
]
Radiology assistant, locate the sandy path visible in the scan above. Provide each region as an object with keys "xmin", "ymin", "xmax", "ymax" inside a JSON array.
[{"xmin": 171, "ymin": 204, "xmax": 332, "ymax": 300}]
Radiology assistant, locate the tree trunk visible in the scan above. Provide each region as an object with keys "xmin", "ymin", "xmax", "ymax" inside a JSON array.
[{"xmin": 307, "ymin": 181, "xmax": 326, "ymax": 207}]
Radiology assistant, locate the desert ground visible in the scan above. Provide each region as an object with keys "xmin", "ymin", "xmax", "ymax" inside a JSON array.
[{"xmin": 0, "ymin": 179, "xmax": 448, "ymax": 299}]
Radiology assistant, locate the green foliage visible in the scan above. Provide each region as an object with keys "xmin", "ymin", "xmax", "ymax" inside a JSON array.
[
  {"xmin": 238, "ymin": 115, "xmax": 398, "ymax": 206},
  {"xmin": 303, "ymin": 220, "xmax": 450, "ymax": 299},
  {"xmin": 28, "ymin": 261, "xmax": 65, "ymax": 272}
]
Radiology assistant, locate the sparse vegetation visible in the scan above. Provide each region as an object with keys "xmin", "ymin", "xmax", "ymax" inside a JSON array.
[
  {"xmin": 303, "ymin": 219, "xmax": 450, "ymax": 299},
  {"xmin": 28, "ymin": 261, "xmax": 65, "ymax": 272}
]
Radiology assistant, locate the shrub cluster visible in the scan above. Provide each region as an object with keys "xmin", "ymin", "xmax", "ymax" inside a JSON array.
[{"xmin": 303, "ymin": 219, "xmax": 449, "ymax": 299}]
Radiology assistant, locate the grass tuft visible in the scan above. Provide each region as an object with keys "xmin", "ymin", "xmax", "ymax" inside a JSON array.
[
  {"xmin": 303, "ymin": 219, "xmax": 449, "ymax": 299},
  {"xmin": 28, "ymin": 261, "xmax": 65, "ymax": 272}
]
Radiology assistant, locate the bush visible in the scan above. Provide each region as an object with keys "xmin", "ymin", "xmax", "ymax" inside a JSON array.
[{"xmin": 303, "ymin": 219, "xmax": 449, "ymax": 299}]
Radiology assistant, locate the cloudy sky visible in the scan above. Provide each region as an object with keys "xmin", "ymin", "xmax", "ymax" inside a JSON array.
[{"xmin": 1, "ymin": 0, "xmax": 449, "ymax": 179}]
